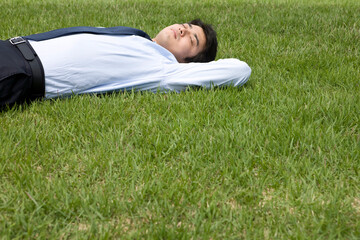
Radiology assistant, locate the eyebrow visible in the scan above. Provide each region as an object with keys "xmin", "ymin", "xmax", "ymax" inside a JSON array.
[
  {"xmin": 187, "ymin": 23, "xmax": 199, "ymax": 47},
  {"xmin": 194, "ymin": 34, "xmax": 199, "ymax": 47}
]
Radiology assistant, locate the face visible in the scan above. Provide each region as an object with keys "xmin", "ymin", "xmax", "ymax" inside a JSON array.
[{"xmin": 153, "ymin": 23, "xmax": 206, "ymax": 63}]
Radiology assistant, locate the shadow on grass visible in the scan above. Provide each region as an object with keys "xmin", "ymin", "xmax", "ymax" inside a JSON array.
[{"xmin": 0, "ymin": 82, "xmax": 253, "ymax": 114}]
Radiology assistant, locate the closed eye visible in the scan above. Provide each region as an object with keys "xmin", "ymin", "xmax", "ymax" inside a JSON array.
[
  {"xmin": 183, "ymin": 23, "xmax": 198, "ymax": 46},
  {"xmin": 187, "ymin": 23, "xmax": 199, "ymax": 46}
]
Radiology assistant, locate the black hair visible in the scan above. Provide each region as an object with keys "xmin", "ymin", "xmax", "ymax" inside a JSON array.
[{"xmin": 184, "ymin": 19, "xmax": 218, "ymax": 63}]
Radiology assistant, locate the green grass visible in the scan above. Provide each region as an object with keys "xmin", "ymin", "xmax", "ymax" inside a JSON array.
[{"xmin": 1, "ymin": 0, "xmax": 359, "ymax": 239}]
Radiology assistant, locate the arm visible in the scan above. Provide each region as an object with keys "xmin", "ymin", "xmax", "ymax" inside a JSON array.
[{"xmin": 163, "ymin": 58, "xmax": 251, "ymax": 92}]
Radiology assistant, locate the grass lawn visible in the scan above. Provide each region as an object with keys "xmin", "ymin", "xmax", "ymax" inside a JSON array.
[{"xmin": 1, "ymin": 0, "xmax": 359, "ymax": 239}]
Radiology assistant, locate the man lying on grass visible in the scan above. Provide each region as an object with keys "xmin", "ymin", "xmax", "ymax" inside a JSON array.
[{"xmin": 0, "ymin": 19, "xmax": 251, "ymax": 109}]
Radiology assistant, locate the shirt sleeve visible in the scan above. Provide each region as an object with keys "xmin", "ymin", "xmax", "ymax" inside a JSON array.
[{"xmin": 162, "ymin": 58, "xmax": 251, "ymax": 92}]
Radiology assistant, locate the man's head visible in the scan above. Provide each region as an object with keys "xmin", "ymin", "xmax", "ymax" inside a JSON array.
[{"xmin": 153, "ymin": 19, "xmax": 217, "ymax": 63}]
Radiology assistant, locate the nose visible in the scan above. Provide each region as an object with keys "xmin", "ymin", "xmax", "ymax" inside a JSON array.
[{"xmin": 179, "ymin": 26, "xmax": 187, "ymax": 37}]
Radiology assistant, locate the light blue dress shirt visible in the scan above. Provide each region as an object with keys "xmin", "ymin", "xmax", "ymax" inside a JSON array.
[{"xmin": 29, "ymin": 34, "xmax": 251, "ymax": 99}]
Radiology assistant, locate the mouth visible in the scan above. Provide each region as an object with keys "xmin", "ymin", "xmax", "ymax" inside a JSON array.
[{"xmin": 171, "ymin": 29, "xmax": 177, "ymax": 39}]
